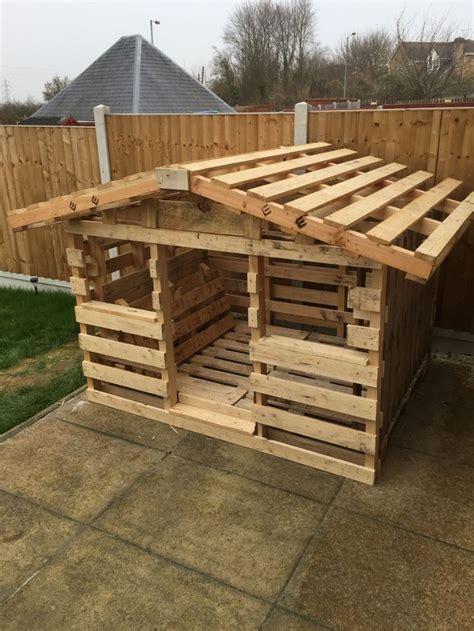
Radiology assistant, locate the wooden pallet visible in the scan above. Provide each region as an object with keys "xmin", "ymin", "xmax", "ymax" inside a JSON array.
[
  {"xmin": 164, "ymin": 144, "xmax": 472, "ymax": 281},
  {"xmin": 176, "ymin": 321, "xmax": 377, "ymax": 456},
  {"xmin": 9, "ymin": 171, "xmax": 159, "ymax": 230}
]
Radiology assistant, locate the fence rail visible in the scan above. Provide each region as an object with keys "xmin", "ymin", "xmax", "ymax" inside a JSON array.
[{"xmin": 0, "ymin": 108, "xmax": 472, "ymax": 331}]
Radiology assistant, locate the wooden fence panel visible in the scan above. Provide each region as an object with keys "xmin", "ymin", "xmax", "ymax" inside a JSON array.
[
  {"xmin": 106, "ymin": 113, "xmax": 295, "ymax": 178},
  {"xmin": 0, "ymin": 125, "xmax": 100, "ymax": 278},
  {"xmin": 308, "ymin": 109, "xmax": 440, "ymax": 174}
]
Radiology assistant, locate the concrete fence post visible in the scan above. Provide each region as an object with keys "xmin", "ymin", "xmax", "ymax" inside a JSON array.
[
  {"xmin": 93, "ymin": 104, "xmax": 118, "ymax": 275},
  {"xmin": 294, "ymin": 101, "xmax": 310, "ymax": 145},
  {"xmin": 93, "ymin": 104, "xmax": 111, "ymax": 184}
]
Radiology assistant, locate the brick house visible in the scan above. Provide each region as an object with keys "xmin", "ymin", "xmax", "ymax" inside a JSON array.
[{"xmin": 388, "ymin": 37, "xmax": 474, "ymax": 81}]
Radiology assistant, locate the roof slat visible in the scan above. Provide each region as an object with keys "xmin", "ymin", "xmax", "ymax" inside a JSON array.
[
  {"xmin": 285, "ymin": 163, "xmax": 407, "ymax": 214},
  {"xmin": 247, "ymin": 155, "xmax": 382, "ymax": 201},
  {"xmin": 211, "ymin": 147, "xmax": 353, "ymax": 188},
  {"xmin": 322, "ymin": 171, "xmax": 433, "ymax": 229},
  {"xmin": 9, "ymin": 172, "xmax": 158, "ymax": 231},
  {"xmin": 366, "ymin": 178, "xmax": 462, "ymax": 244},
  {"xmin": 414, "ymin": 192, "xmax": 474, "ymax": 265},
  {"xmin": 182, "ymin": 142, "xmax": 330, "ymax": 174}
]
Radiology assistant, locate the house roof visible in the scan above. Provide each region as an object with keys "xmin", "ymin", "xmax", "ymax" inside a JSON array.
[
  {"xmin": 28, "ymin": 35, "xmax": 234, "ymax": 122},
  {"xmin": 8, "ymin": 143, "xmax": 473, "ymax": 281}
]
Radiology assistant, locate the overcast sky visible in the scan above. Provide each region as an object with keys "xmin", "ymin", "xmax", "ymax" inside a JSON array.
[{"xmin": 1, "ymin": 0, "xmax": 473, "ymax": 101}]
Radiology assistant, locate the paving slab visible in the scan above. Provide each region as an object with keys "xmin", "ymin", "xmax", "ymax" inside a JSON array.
[
  {"xmin": 0, "ymin": 528, "xmax": 270, "ymax": 630},
  {"xmin": 52, "ymin": 392, "xmax": 187, "ymax": 452},
  {"xmin": 261, "ymin": 607, "xmax": 329, "ymax": 630},
  {"xmin": 0, "ymin": 490, "xmax": 79, "ymax": 603},
  {"xmin": 280, "ymin": 507, "xmax": 474, "ymax": 631},
  {"xmin": 0, "ymin": 418, "xmax": 164, "ymax": 522},
  {"xmin": 174, "ymin": 432, "xmax": 341, "ymax": 504},
  {"xmin": 335, "ymin": 445, "xmax": 474, "ymax": 550},
  {"xmin": 95, "ymin": 454, "xmax": 325, "ymax": 600},
  {"xmin": 393, "ymin": 360, "xmax": 474, "ymax": 465}
]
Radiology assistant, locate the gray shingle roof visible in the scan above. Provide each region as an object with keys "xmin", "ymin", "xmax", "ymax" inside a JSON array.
[{"xmin": 29, "ymin": 35, "xmax": 234, "ymax": 121}]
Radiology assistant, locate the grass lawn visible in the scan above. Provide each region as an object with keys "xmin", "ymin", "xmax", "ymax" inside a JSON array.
[{"xmin": 0, "ymin": 287, "xmax": 85, "ymax": 434}]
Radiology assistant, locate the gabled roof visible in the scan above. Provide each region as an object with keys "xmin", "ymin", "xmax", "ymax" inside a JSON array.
[
  {"xmin": 28, "ymin": 35, "xmax": 234, "ymax": 122},
  {"xmin": 8, "ymin": 143, "xmax": 473, "ymax": 282}
]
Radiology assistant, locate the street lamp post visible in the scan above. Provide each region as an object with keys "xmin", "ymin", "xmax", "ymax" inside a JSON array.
[
  {"xmin": 343, "ymin": 32, "xmax": 356, "ymax": 99},
  {"xmin": 150, "ymin": 19, "xmax": 160, "ymax": 45}
]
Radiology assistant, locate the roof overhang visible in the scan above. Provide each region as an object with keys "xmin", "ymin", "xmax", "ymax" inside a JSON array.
[{"xmin": 8, "ymin": 142, "xmax": 473, "ymax": 282}]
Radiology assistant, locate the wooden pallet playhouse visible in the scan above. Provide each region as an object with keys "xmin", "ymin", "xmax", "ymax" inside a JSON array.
[{"xmin": 10, "ymin": 142, "xmax": 473, "ymax": 484}]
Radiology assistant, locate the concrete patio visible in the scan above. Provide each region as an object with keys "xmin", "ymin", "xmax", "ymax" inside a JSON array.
[{"xmin": 1, "ymin": 357, "xmax": 473, "ymax": 630}]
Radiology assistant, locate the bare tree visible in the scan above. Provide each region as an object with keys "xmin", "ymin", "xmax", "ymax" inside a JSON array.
[
  {"xmin": 338, "ymin": 30, "xmax": 393, "ymax": 99},
  {"xmin": 387, "ymin": 11, "xmax": 473, "ymax": 99},
  {"xmin": 274, "ymin": 0, "xmax": 316, "ymax": 103},
  {"xmin": 0, "ymin": 98, "xmax": 42, "ymax": 124},
  {"xmin": 210, "ymin": 50, "xmax": 240, "ymax": 105},
  {"xmin": 308, "ymin": 49, "xmax": 344, "ymax": 98},
  {"xmin": 222, "ymin": 0, "xmax": 278, "ymax": 103},
  {"xmin": 190, "ymin": 65, "xmax": 209, "ymax": 85},
  {"xmin": 210, "ymin": 0, "xmax": 317, "ymax": 107}
]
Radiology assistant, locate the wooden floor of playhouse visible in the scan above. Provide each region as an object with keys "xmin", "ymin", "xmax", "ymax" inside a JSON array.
[
  {"xmin": 174, "ymin": 320, "xmax": 362, "ymax": 445},
  {"xmin": 178, "ymin": 321, "xmax": 297, "ymax": 413}
]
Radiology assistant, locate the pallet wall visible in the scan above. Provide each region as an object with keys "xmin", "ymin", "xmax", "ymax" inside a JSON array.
[{"xmin": 380, "ymin": 268, "xmax": 436, "ymax": 450}]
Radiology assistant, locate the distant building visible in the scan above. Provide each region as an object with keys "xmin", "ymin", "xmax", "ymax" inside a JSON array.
[
  {"xmin": 24, "ymin": 34, "xmax": 234, "ymax": 125},
  {"xmin": 388, "ymin": 37, "xmax": 474, "ymax": 81}
]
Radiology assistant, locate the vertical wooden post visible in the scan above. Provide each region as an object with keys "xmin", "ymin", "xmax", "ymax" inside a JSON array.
[
  {"xmin": 66, "ymin": 231, "xmax": 95, "ymax": 391},
  {"xmin": 248, "ymin": 254, "xmax": 267, "ymax": 436},
  {"xmin": 244, "ymin": 214, "xmax": 267, "ymax": 436},
  {"xmin": 336, "ymin": 266, "xmax": 346, "ymax": 338},
  {"xmin": 365, "ymin": 267, "xmax": 387, "ymax": 474},
  {"xmin": 87, "ymin": 237, "xmax": 108, "ymax": 301},
  {"xmin": 145, "ymin": 203, "xmax": 178, "ymax": 410},
  {"xmin": 94, "ymin": 104, "xmax": 122, "ymax": 277}
]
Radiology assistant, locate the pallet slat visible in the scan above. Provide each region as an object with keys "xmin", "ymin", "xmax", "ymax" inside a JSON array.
[
  {"xmin": 346, "ymin": 325, "xmax": 380, "ymax": 351},
  {"xmin": 251, "ymin": 372, "xmax": 377, "ymax": 421},
  {"xmin": 253, "ymin": 404, "xmax": 376, "ymax": 454},
  {"xmin": 75, "ymin": 304, "xmax": 163, "ymax": 340},
  {"xmin": 284, "ymin": 163, "xmax": 407, "ymax": 214},
  {"xmin": 250, "ymin": 336, "xmax": 377, "ymax": 387},
  {"xmin": 174, "ymin": 313, "xmax": 234, "ymax": 364},
  {"xmin": 366, "ymin": 178, "xmax": 462, "ymax": 244},
  {"xmin": 212, "ymin": 148, "xmax": 354, "ymax": 188},
  {"xmin": 181, "ymin": 141, "xmax": 330, "ymax": 174},
  {"xmin": 414, "ymin": 192, "xmax": 474, "ymax": 265},
  {"xmin": 248, "ymin": 155, "xmax": 382, "ymax": 201},
  {"xmin": 9, "ymin": 172, "xmax": 158, "ymax": 230},
  {"xmin": 322, "ymin": 171, "xmax": 434, "ymax": 229},
  {"xmin": 257, "ymin": 333, "xmax": 368, "ymax": 364},
  {"xmin": 78, "ymin": 333, "xmax": 166, "ymax": 368},
  {"xmin": 82, "ymin": 360, "xmax": 168, "ymax": 396}
]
